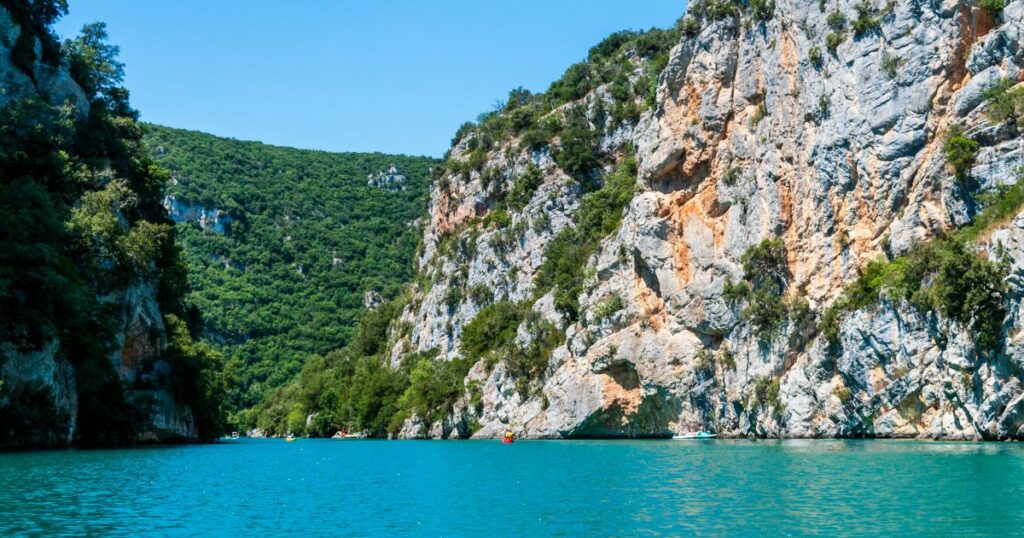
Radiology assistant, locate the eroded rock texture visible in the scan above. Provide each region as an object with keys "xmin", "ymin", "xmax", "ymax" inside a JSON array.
[{"xmin": 388, "ymin": 0, "xmax": 1024, "ymax": 440}]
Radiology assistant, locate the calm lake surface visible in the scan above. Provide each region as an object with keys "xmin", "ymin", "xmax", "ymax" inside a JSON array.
[{"xmin": 1, "ymin": 438, "xmax": 1022, "ymax": 536}]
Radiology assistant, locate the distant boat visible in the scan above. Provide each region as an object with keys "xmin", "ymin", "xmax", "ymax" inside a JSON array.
[
  {"xmin": 672, "ymin": 431, "xmax": 717, "ymax": 440},
  {"xmin": 284, "ymin": 433, "xmax": 297, "ymax": 442},
  {"xmin": 332, "ymin": 429, "xmax": 366, "ymax": 439},
  {"xmin": 502, "ymin": 431, "xmax": 515, "ymax": 444},
  {"xmin": 230, "ymin": 431, "xmax": 240, "ymax": 439}
]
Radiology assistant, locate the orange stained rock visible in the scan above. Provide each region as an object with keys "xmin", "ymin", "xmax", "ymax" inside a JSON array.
[{"xmin": 599, "ymin": 372, "xmax": 644, "ymax": 424}]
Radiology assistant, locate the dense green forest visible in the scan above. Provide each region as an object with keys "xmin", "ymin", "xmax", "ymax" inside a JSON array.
[
  {"xmin": 142, "ymin": 125, "xmax": 435, "ymax": 424},
  {"xmin": 0, "ymin": 0, "xmax": 222, "ymax": 445}
]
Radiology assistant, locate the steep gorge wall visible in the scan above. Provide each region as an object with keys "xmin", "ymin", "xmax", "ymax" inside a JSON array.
[
  {"xmin": 0, "ymin": 5, "xmax": 204, "ymax": 448},
  {"xmin": 389, "ymin": 0, "xmax": 1024, "ymax": 439}
]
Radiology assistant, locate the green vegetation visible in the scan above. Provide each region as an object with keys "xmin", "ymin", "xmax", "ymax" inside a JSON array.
[
  {"xmin": 739, "ymin": 239, "xmax": 789, "ymax": 336},
  {"xmin": 240, "ymin": 21, "xmax": 681, "ymax": 434},
  {"xmin": 979, "ymin": 0, "xmax": 1005, "ymax": 16},
  {"xmin": 535, "ymin": 152, "xmax": 639, "ymax": 320},
  {"xmin": 825, "ymin": 31, "xmax": 845, "ymax": 52},
  {"xmin": 143, "ymin": 126, "xmax": 435, "ymax": 420},
  {"xmin": 506, "ymin": 163, "xmax": 544, "ymax": 210},
  {"xmin": 851, "ymin": 1, "xmax": 882, "ymax": 36},
  {"xmin": 554, "ymin": 110, "xmax": 600, "ymax": 180},
  {"xmin": 720, "ymin": 344, "xmax": 736, "ymax": 369},
  {"xmin": 943, "ymin": 124, "xmax": 980, "ymax": 181},
  {"xmin": 0, "ymin": 4, "xmax": 223, "ymax": 444},
  {"xmin": 752, "ymin": 102, "xmax": 769, "ymax": 127},
  {"xmin": 982, "ymin": 78, "xmax": 1024, "ymax": 127},
  {"xmin": 462, "ymin": 301, "xmax": 563, "ymax": 394},
  {"xmin": 808, "ymin": 46, "xmax": 823, "ymax": 68},
  {"xmin": 819, "ymin": 169, "xmax": 1024, "ymax": 352},
  {"xmin": 593, "ymin": 293, "xmax": 625, "ymax": 321},
  {"xmin": 750, "ymin": 0, "xmax": 776, "ymax": 21},
  {"xmin": 251, "ymin": 297, "xmax": 416, "ymax": 436},
  {"xmin": 723, "ymin": 167, "xmax": 743, "ymax": 186},
  {"xmin": 450, "ymin": 23, "xmax": 684, "ymax": 165},
  {"xmin": 461, "ymin": 301, "xmax": 525, "ymax": 363},
  {"xmin": 826, "ymin": 10, "xmax": 847, "ymax": 31},
  {"xmin": 881, "ymin": 51, "xmax": 904, "ymax": 79},
  {"xmin": 825, "ymin": 10, "xmax": 847, "ymax": 52},
  {"xmin": 694, "ymin": 349, "xmax": 715, "ymax": 373},
  {"xmin": 750, "ymin": 376, "xmax": 783, "ymax": 413}
]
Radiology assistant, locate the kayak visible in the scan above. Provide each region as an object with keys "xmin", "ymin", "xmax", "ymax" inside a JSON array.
[
  {"xmin": 502, "ymin": 438, "xmax": 514, "ymax": 444},
  {"xmin": 284, "ymin": 435, "xmax": 297, "ymax": 442},
  {"xmin": 672, "ymin": 431, "xmax": 717, "ymax": 440}
]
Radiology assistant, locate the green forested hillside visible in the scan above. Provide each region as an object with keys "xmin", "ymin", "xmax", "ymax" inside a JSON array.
[
  {"xmin": 142, "ymin": 125, "xmax": 435, "ymax": 421},
  {"xmin": 1, "ymin": 2, "xmax": 222, "ymax": 445}
]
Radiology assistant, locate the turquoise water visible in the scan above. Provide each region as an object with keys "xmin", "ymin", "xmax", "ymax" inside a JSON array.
[{"xmin": 2, "ymin": 439, "xmax": 1023, "ymax": 536}]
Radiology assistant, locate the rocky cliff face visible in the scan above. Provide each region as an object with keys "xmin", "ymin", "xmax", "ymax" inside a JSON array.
[
  {"xmin": 389, "ymin": 0, "xmax": 1024, "ymax": 440},
  {"xmin": 0, "ymin": 6, "xmax": 201, "ymax": 448}
]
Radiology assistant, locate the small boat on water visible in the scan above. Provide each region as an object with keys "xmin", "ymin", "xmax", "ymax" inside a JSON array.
[
  {"xmin": 284, "ymin": 433, "xmax": 297, "ymax": 442},
  {"xmin": 672, "ymin": 431, "xmax": 717, "ymax": 440},
  {"xmin": 230, "ymin": 431, "xmax": 240, "ymax": 440},
  {"xmin": 502, "ymin": 431, "xmax": 515, "ymax": 444}
]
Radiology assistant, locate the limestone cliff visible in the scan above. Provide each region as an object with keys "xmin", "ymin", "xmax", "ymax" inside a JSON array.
[
  {"xmin": 0, "ymin": 4, "xmax": 212, "ymax": 448},
  {"xmin": 388, "ymin": 0, "xmax": 1024, "ymax": 440}
]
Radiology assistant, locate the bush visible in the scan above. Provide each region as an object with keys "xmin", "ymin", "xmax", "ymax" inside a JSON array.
[
  {"xmin": 881, "ymin": 51, "xmax": 904, "ymax": 79},
  {"xmin": 554, "ymin": 122, "xmax": 599, "ymax": 180},
  {"xmin": 468, "ymin": 283, "xmax": 494, "ymax": 306},
  {"xmin": 825, "ymin": 31, "xmax": 845, "ymax": 52},
  {"xmin": 826, "ymin": 10, "xmax": 847, "ymax": 31},
  {"xmin": 744, "ymin": 287, "xmax": 788, "ymax": 335},
  {"xmin": 679, "ymin": 17, "xmax": 701, "ymax": 37},
  {"xmin": 737, "ymin": 239, "xmax": 789, "ymax": 336},
  {"xmin": 751, "ymin": 102, "xmax": 769, "ymax": 126},
  {"xmin": 828, "ymin": 235, "xmax": 1008, "ymax": 352},
  {"xmin": 742, "ymin": 238, "xmax": 788, "ymax": 294},
  {"xmin": 694, "ymin": 349, "xmax": 715, "ymax": 373},
  {"xmin": 751, "ymin": 376, "xmax": 782, "ymax": 410},
  {"xmin": 808, "ymin": 46, "xmax": 823, "ymax": 68},
  {"xmin": 720, "ymin": 344, "xmax": 736, "ymax": 369},
  {"xmin": 506, "ymin": 163, "xmax": 544, "ymax": 210},
  {"xmin": 722, "ymin": 276, "xmax": 752, "ymax": 303},
  {"xmin": 722, "ymin": 167, "xmax": 742, "ymax": 186},
  {"xmin": 592, "ymin": 293, "xmax": 624, "ymax": 321},
  {"xmin": 505, "ymin": 311, "xmax": 563, "ymax": 394},
  {"xmin": 461, "ymin": 301, "xmax": 525, "ymax": 362},
  {"xmin": 960, "ymin": 168, "xmax": 1024, "ymax": 241},
  {"xmin": 705, "ymin": 0, "xmax": 741, "ymax": 20},
  {"xmin": 750, "ymin": 0, "xmax": 776, "ymax": 21},
  {"xmin": 164, "ymin": 314, "xmax": 226, "ymax": 440},
  {"xmin": 399, "ymin": 357, "xmax": 474, "ymax": 424},
  {"xmin": 851, "ymin": 1, "xmax": 881, "ymax": 36},
  {"xmin": 981, "ymin": 78, "xmax": 1024, "ymax": 127},
  {"xmin": 943, "ymin": 124, "xmax": 979, "ymax": 180},
  {"xmin": 979, "ymin": 0, "xmax": 1005, "ymax": 16},
  {"xmin": 481, "ymin": 208, "xmax": 512, "ymax": 229}
]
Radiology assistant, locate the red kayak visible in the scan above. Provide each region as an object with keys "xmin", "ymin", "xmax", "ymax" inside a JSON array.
[{"xmin": 502, "ymin": 437, "xmax": 514, "ymax": 444}]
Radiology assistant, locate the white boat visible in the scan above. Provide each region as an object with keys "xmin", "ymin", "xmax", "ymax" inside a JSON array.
[{"xmin": 672, "ymin": 431, "xmax": 717, "ymax": 439}]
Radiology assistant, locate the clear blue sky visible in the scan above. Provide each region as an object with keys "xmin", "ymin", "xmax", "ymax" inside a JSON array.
[{"xmin": 55, "ymin": 1, "xmax": 686, "ymax": 157}]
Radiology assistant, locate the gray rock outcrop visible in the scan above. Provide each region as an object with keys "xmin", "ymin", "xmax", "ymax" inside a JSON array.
[{"xmin": 386, "ymin": 0, "xmax": 1024, "ymax": 440}]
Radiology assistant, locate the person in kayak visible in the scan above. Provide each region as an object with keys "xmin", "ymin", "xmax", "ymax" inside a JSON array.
[{"xmin": 503, "ymin": 431, "xmax": 515, "ymax": 443}]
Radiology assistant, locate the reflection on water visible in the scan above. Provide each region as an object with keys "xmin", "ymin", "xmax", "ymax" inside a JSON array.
[{"xmin": 1, "ymin": 439, "xmax": 1022, "ymax": 536}]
